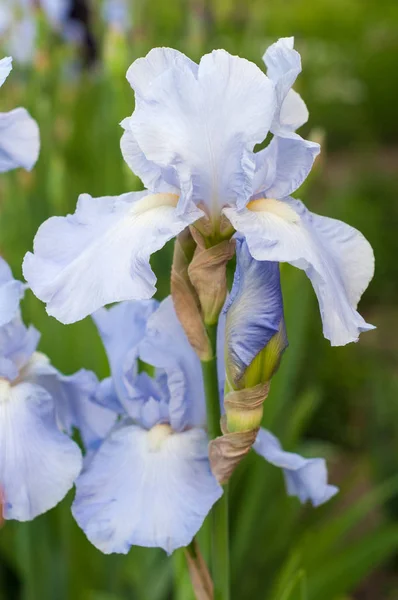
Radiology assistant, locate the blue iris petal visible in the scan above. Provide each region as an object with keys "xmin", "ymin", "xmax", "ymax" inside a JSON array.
[
  {"xmin": 72, "ymin": 422, "xmax": 222, "ymax": 554},
  {"xmin": 224, "ymin": 237, "xmax": 286, "ymax": 385},
  {"xmin": 254, "ymin": 428, "xmax": 338, "ymax": 507},
  {"xmin": 0, "ymin": 256, "xmax": 27, "ymax": 327},
  {"xmin": 139, "ymin": 297, "xmax": 206, "ymax": 431},
  {"xmin": 0, "ymin": 380, "xmax": 82, "ymax": 521}
]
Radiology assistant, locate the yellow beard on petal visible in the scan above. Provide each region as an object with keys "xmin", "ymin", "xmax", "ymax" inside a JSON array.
[
  {"xmin": 147, "ymin": 423, "xmax": 174, "ymax": 452},
  {"xmin": 0, "ymin": 379, "xmax": 11, "ymax": 403},
  {"xmin": 247, "ymin": 198, "xmax": 300, "ymax": 224},
  {"xmin": 133, "ymin": 193, "xmax": 179, "ymax": 214}
]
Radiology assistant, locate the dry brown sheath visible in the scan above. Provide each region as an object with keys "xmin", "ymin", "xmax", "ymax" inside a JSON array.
[
  {"xmin": 185, "ymin": 540, "xmax": 214, "ymax": 600},
  {"xmin": 188, "ymin": 230, "xmax": 235, "ymax": 326},
  {"xmin": 171, "ymin": 234, "xmax": 212, "ymax": 360}
]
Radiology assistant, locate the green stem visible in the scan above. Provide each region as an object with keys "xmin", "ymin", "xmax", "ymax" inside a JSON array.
[
  {"xmin": 211, "ymin": 490, "xmax": 230, "ymax": 600},
  {"xmin": 201, "ymin": 327, "xmax": 221, "ymax": 441},
  {"xmin": 174, "ymin": 548, "xmax": 195, "ymax": 600},
  {"xmin": 201, "ymin": 322, "xmax": 230, "ymax": 600}
]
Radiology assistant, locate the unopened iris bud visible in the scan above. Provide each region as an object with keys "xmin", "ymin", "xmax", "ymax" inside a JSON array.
[
  {"xmin": 240, "ymin": 321, "xmax": 287, "ymax": 390},
  {"xmin": 209, "ymin": 238, "xmax": 288, "ymax": 482},
  {"xmin": 223, "ymin": 382, "xmax": 269, "ymax": 434},
  {"xmin": 224, "ymin": 237, "xmax": 288, "ymax": 431}
]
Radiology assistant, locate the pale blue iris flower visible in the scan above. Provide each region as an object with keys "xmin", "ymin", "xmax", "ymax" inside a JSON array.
[
  {"xmin": 253, "ymin": 429, "xmax": 338, "ymax": 507},
  {"xmin": 0, "ymin": 56, "xmax": 40, "ymax": 171},
  {"xmin": 23, "ymin": 37, "xmax": 374, "ymax": 347},
  {"xmin": 72, "ymin": 296, "xmax": 336, "ymax": 555},
  {"xmin": 72, "ymin": 297, "xmax": 221, "ymax": 555},
  {"xmin": 0, "ymin": 259, "xmax": 105, "ymax": 521}
]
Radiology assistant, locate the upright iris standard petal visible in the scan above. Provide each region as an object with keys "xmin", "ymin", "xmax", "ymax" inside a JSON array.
[
  {"xmin": 92, "ymin": 298, "xmax": 206, "ymax": 432},
  {"xmin": 0, "ymin": 56, "xmax": 12, "ymax": 87},
  {"xmin": 278, "ymin": 89, "xmax": 309, "ymax": 133},
  {"xmin": 252, "ymin": 37, "xmax": 318, "ymax": 205},
  {"xmin": 263, "ymin": 37, "xmax": 308, "ymax": 134},
  {"xmin": 72, "ymin": 423, "xmax": 222, "ymax": 554},
  {"xmin": 123, "ymin": 48, "xmax": 276, "ymax": 214},
  {"xmin": 92, "ymin": 298, "xmax": 205, "ymax": 431},
  {"xmin": 253, "ymin": 428, "xmax": 338, "ymax": 507},
  {"xmin": 0, "ymin": 108, "xmax": 40, "ymax": 172},
  {"xmin": 0, "ymin": 380, "xmax": 82, "ymax": 521},
  {"xmin": 252, "ymin": 37, "xmax": 319, "ymax": 203},
  {"xmin": 126, "ymin": 47, "xmax": 198, "ymax": 98},
  {"xmin": 252, "ymin": 135, "xmax": 320, "ymax": 200},
  {"xmin": 121, "ymin": 48, "xmax": 195, "ymax": 195},
  {"xmin": 23, "ymin": 192, "xmax": 203, "ymax": 324},
  {"xmin": 139, "ymin": 297, "xmax": 206, "ymax": 430},
  {"xmin": 22, "ymin": 353, "xmax": 115, "ymax": 451},
  {"xmin": 263, "ymin": 37, "xmax": 301, "ymax": 94},
  {"xmin": 120, "ymin": 123, "xmax": 179, "ymax": 196},
  {"xmin": 224, "ymin": 197, "xmax": 375, "ymax": 346},
  {"xmin": 0, "ymin": 317, "xmax": 40, "ymax": 381},
  {"xmin": 0, "ymin": 257, "xmax": 15, "ymax": 282},
  {"xmin": 93, "ymin": 300, "xmax": 157, "ymax": 404},
  {"xmin": 224, "ymin": 238, "xmax": 286, "ymax": 386},
  {"xmin": 53, "ymin": 370, "xmax": 113, "ymax": 449},
  {"xmin": 95, "ymin": 377, "xmax": 125, "ymax": 414},
  {"xmin": 0, "ymin": 257, "xmax": 26, "ymax": 326},
  {"xmin": 125, "ymin": 374, "xmax": 170, "ymax": 429}
]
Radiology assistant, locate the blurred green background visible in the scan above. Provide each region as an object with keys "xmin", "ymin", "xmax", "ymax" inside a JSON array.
[{"xmin": 0, "ymin": 0, "xmax": 398, "ymax": 598}]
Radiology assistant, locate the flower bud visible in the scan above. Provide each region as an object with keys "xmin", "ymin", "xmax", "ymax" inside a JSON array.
[
  {"xmin": 224, "ymin": 382, "xmax": 269, "ymax": 433},
  {"xmin": 224, "ymin": 237, "xmax": 288, "ymax": 431},
  {"xmin": 210, "ymin": 239, "xmax": 288, "ymax": 484},
  {"xmin": 240, "ymin": 321, "xmax": 287, "ymax": 390}
]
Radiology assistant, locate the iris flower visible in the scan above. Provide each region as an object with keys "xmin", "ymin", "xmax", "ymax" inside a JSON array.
[
  {"xmin": 0, "ymin": 257, "xmax": 107, "ymax": 521},
  {"xmin": 72, "ymin": 296, "xmax": 336, "ymax": 555},
  {"xmin": 0, "ymin": 256, "xmax": 26, "ymax": 327},
  {"xmin": 72, "ymin": 297, "xmax": 221, "ymax": 554},
  {"xmin": 24, "ymin": 37, "xmax": 374, "ymax": 346},
  {"xmin": 0, "ymin": 56, "xmax": 40, "ymax": 171}
]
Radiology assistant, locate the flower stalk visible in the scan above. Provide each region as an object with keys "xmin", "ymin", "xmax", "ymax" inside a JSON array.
[{"xmin": 201, "ymin": 322, "xmax": 230, "ymax": 600}]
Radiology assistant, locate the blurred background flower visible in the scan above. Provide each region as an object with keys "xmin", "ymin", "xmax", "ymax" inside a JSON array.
[{"xmin": 0, "ymin": 0, "xmax": 397, "ymax": 599}]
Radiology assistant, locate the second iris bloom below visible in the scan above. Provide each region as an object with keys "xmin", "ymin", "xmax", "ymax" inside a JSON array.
[{"xmin": 72, "ymin": 295, "xmax": 337, "ymax": 555}]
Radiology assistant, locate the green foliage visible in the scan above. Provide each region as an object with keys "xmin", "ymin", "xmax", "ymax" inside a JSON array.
[{"xmin": 0, "ymin": 0, "xmax": 397, "ymax": 598}]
